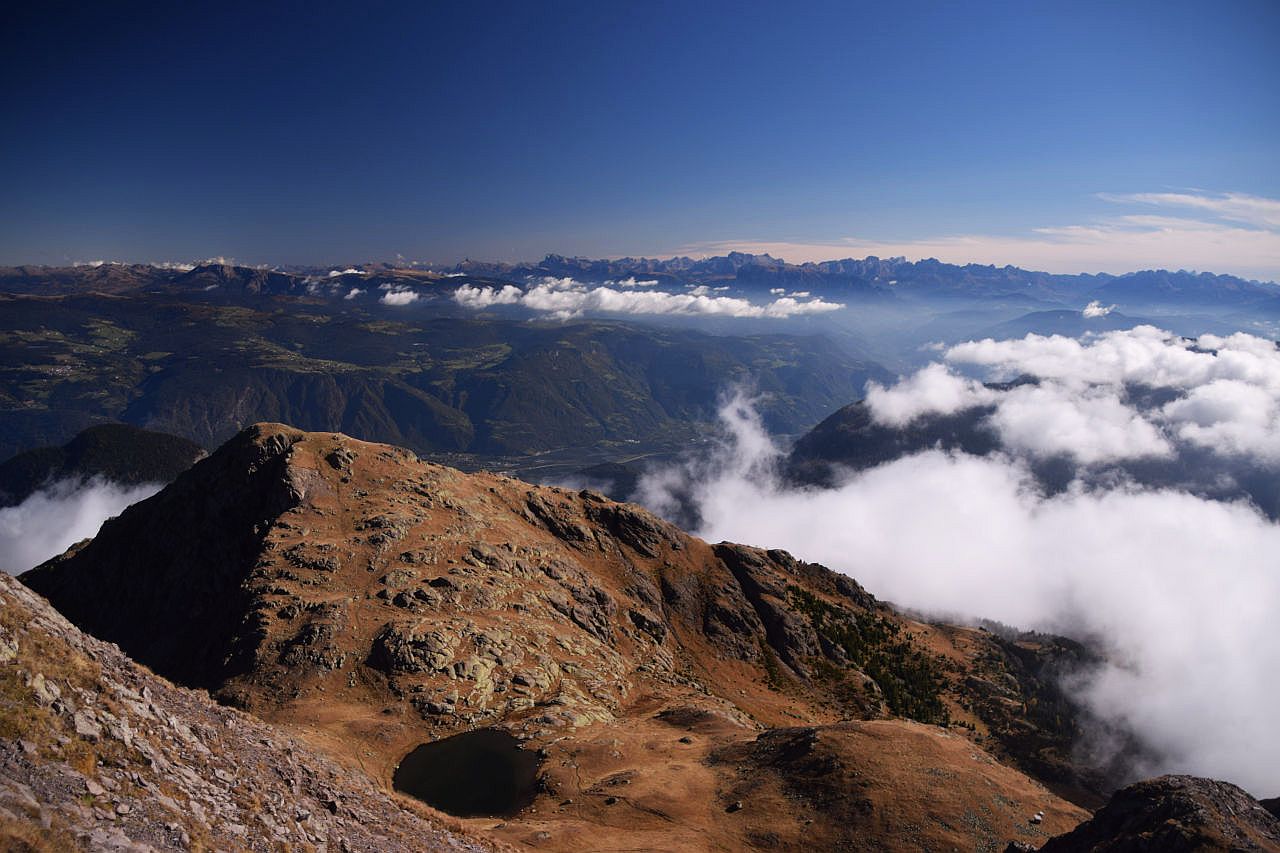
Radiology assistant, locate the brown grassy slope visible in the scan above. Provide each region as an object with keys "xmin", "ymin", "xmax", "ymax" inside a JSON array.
[{"xmin": 24, "ymin": 423, "xmax": 1098, "ymax": 850}]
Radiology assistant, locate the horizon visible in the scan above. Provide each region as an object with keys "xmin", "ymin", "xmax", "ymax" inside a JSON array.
[
  {"xmin": 2, "ymin": 2, "xmax": 1276, "ymax": 278},
  {"xmin": 20, "ymin": 250, "xmax": 1280, "ymax": 287}
]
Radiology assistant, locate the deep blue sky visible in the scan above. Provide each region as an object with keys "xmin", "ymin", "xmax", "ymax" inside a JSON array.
[{"xmin": 2, "ymin": 0, "xmax": 1277, "ymax": 273}]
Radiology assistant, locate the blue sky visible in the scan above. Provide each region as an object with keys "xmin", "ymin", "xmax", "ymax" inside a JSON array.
[{"xmin": 2, "ymin": 0, "xmax": 1277, "ymax": 277}]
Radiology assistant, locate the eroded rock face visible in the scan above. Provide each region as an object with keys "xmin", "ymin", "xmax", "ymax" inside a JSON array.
[
  {"xmin": 19, "ymin": 424, "xmax": 1129, "ymax": 851},
  {"xmin": 0, "ymin": 573, "xmax": 491, "ymax": 852},
  {"xmin": 715, "ymin": 544, "xmax": 823, "ymax": 674},
  {"xmin": 1038, "ymin": 775, "xmax": 1280, "ymax": 852}
]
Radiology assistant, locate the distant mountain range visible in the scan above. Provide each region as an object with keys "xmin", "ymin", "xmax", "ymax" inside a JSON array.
[
  {"xmin": 451, "ymin": 253, "xmax": 1280, "ymax": 312},
  {"xmin": 4, "ymin": 254, "xmax": 1275, "ymax": 488},
  {"xmin": 973, "ymin": 308, "xmax": 1153, "ymax": 340},
  {"xmin": 3, "ymin": 254, "xmax": 1277, "ymax": 313}
]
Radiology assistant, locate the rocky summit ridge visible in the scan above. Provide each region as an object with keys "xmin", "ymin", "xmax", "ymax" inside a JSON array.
[
  {"xmin": 1039, "ymin": 775, "xmax": 1280, "ymax": 852},
  {"xmin": 14, "ymin": 423, "xmax": 1280, "ymax": 851},
  {"xmin": 0, "ymin": 571, "xmax": 494, "ymax": 852}
]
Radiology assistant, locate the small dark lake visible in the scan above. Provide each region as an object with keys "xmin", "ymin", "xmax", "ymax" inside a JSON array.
[{"xmin": 392, "ymin": 728, "xmax": 541, "ymax": 818}]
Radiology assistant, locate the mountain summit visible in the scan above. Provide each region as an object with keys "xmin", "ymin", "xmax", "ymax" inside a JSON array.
[{"xmin": 20, "ymin": 423, "xmax": 1154, "ymax": 849}]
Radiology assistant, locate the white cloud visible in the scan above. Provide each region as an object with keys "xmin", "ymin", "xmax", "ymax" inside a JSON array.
[
  {"xmin": 946, "ymin": 327, "xmax": 1280, "ymax": 394},
  {"xmin": 379, "ymin": 288, "xmax": 420, "ymax": 306},
  {"xmin": 610, "ymin": 277, "xmax": 659, "ymax": 288},
  {"xmin": 989, "ymin": 385, "xmax": 1173, "ymax": 463},
  {"xmin": 864, "ymin": 327, "xmax": 1280, "ymax": 464},
  {"xmin": 1, "ymin": 479, "xmax": 161, "ymax": 574},
  {"xmin": 1082, "ymin": 300, "xmax": 1115, "ymax": 318},
  {"xmin": 327, "ymin": 268, "xmax": 364, "ymax": 278},
  {"xmin": 1098, "ymin": 191, "xmax": 1280, "ymax": 230},
  {"xmin": 344, "ymin": 287, "xmax": 364, "ymax": 300},
  {"xmin": 758, "ymin": 296, "xmax": 841, "ymax": 318},
  {"xmin": 1162, "ymin": 380, "xmax": 1280, "ymax": 462},
  {"xmin": 450, "ymin": 276, "xmax": 844, "ymax": 320},
  {"xmin": 453, "ymin": 284, "xmax": 523, "ymax": 309},
  {"xmin": 635, "ymin": 391, "xmax": 1280, "ymax": 795},
  {"xmin": 669, "ymin": 190, "xmax": 1280, "ymax": 281},
  {"xmin": 865, "ymin": 363, "xmax": 997, "ymax": 426}
]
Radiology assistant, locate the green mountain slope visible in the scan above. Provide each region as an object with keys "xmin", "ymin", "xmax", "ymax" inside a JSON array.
[
  {"xmin": 0, "ymin": 423, "xmax": 204, "ymax": 506},
  {"xmin": 0, "ymin": 292, "xmax": 886, "ymax": 461}
]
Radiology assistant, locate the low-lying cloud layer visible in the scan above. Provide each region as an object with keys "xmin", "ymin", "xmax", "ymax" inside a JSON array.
[
  {"xmin": 635, "ymin": 331, "xmax": 1280, "ymax": 795},
  {"xmin": 867, "ymin": 326, "xmax": 1280, "ymax": 464},
  {"xmin": 0, "ymin": 479, "xmax": 161, "ymax": 574},
  {"xmin": 452, "ymin": 276, "xmax": 843, "ymax": 320}
]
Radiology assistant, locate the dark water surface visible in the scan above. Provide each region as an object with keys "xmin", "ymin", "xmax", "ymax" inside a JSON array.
[{"xmin": 392, "ymin": 728, "xmax": 541, "ymax": 817}]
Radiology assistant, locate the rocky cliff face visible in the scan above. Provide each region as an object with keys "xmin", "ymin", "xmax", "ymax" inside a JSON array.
[
  {"xmin": 17, "ymin": 424, "xmax": 1155, "ymax": 849},
  {"xmin": 0, "ymin": 572, "xmax": 493, "ymax": 852},
  {"xmin": 1037, "ymin": 775, "xmax": 1280, "ymax": 852},
  {"xmin": 24, "ymin": 425, "xmax": 308, "ymax": 690}
]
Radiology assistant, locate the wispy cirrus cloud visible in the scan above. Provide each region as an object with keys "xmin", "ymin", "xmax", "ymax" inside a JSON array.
[
  {"xmin": 1098, "ymin": 191, "xmax": 1280, "ymax": 230},
  {"xmin": 672, "ymin": 190, "xmax": 1280, "ymax": 282}
]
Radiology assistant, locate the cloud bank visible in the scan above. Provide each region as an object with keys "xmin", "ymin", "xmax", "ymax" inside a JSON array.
[
  {"xmin": 864, "ymin": 326, "xmax": 1280, "ymax": 465},
  {"xmin": 0, "ymin": 479, "xmax": 161, "ymax": 574},
  {"xmin": 452, "ymin": 276, "xmax": 843, "ymax": 320},
  {"xmin": 635, "ymin": 332, "xmax": 1280, "ymax": 795}
]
